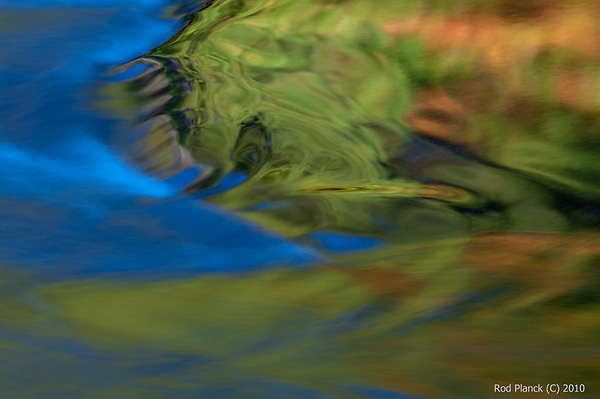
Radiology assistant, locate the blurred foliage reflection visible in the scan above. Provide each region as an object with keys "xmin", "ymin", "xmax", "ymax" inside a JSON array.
[
  {"xmin": 103, "ymin": 0, "xmax": 600, "ymax": 246},
  {"xmin": 35, "ymin": 234, "xmax": 600, "ymax": 398}
]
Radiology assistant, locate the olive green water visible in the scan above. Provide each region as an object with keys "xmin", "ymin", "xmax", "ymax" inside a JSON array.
[{"xmin": 17, "ymin": 1, "xmax": 600, "ymax": 398}]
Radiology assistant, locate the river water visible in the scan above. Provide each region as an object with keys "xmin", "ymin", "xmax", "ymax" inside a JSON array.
[{"xmin": 1, "ymin": 1, "xmax": 599, "ymax": 398}]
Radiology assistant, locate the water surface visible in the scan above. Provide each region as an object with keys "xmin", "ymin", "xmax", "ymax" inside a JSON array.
[{"xmin": 1, "ymin": 0, "xmax": 600, "ymax": 398}]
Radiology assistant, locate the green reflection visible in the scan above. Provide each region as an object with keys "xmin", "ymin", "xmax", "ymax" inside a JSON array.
[
  {"xmin": 104, "ymin": 0, "xmax": 600, "ymax": 245},
  {"xmin": 33, "ymin": 233, "xmax": 600, "ymax": 397}
]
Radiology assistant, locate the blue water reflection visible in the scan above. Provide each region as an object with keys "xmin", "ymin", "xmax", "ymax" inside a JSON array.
[{"xmin": 0, "ymin": 0, "xmax": 321, "ymax": 279}]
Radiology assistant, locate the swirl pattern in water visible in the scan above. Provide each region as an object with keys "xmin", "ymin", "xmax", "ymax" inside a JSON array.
[{"xmin": 106, "ymin": 0, "xmax": 600, "ymax": 248}]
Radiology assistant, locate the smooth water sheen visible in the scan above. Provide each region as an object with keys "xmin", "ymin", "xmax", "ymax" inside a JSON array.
[{"xmin": 2, "ymin": 0, "xmax": 600, "ymax": 398}]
